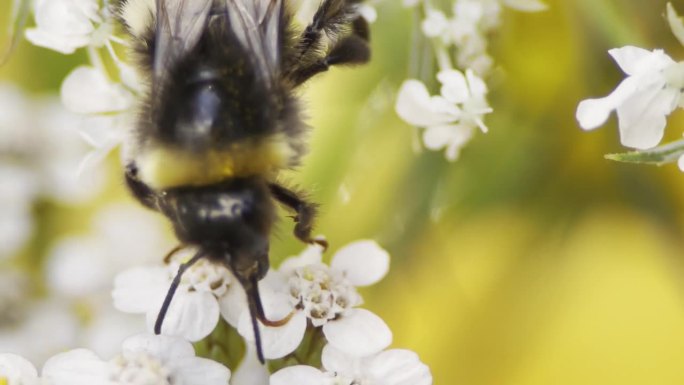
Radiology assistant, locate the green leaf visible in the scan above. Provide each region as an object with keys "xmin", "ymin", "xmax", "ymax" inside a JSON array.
[
  {"xmin": 604, "ymin": 139, "xmax": 684, "ymax": 166},
  {"xmin": 1, "ymin": 0, "xmax": 31, "ymax": 65}
]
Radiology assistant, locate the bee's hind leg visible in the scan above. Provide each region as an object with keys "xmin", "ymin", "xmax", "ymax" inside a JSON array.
[
  {"xmin": 268, "ymin": 183, "xmax": 328, "ymax": 250},
  {"xmin": 285, "ymin": 0, "xmax": 371, "ymax": 86}
]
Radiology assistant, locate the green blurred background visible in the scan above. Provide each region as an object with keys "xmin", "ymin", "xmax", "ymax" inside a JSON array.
[{"xmin": 3, "ymin": 0, "xmax": 684, "ymax": 384}]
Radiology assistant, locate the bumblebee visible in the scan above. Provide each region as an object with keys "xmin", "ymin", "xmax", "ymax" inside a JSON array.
[{"xmin": 117, "ymin": 0, "xmax": 371, "ymax": 362}]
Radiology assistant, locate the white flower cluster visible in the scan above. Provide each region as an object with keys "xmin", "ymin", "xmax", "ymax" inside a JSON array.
[
  {"xmin": 576, "ymin": 3, "xmax": 684, "ymax": 170},
  {"xmin": 395, "ymin": 0, "xmax": 546, "ymax": 161},
  {"xmin": 0, "ymin": 334, "xmax": 230, "ymax": 385},
  {"xmin": 1, "ymin": 241, "xmax": 432, "ymax": 385},
  {"xmin": 0, "ymin": 84, "xmax": 107, "ymax": 262},
  {"xmin": 23, "ymin": 0, "xmax": 139, "ymax": 174}
]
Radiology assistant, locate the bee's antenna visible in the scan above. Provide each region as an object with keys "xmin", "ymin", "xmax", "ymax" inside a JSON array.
[{"xmin": 154, "ymin": 249, "xmax": 205, "ymax": 335}]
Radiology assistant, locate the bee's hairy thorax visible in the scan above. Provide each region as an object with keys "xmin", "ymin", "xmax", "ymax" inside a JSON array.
[{"xmin": 130, "ymin": 4, "xmax": 305, "ymax": 189}]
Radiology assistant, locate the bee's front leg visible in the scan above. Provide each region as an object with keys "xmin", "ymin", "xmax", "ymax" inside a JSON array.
[
  {"xmin": 125, "ymin": 162, "xmax": 159, "ymax": 210},
  {"xmin": 268, "ymin": 183, "xmax": 328, "ymax": 250}
]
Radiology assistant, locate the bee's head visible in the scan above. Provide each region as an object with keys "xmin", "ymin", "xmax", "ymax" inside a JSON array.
[{"xmin": 159, "ymin": 177, "xmax": 274, "ymax": 274}]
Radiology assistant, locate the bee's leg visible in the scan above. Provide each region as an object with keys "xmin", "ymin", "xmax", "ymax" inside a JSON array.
[
  {"xmin": 285, "ymin": 0, "xmax": 371, "ymax": 86},
  {"xmin": 289, "ymin": 33, "xmax": 370, "ymax": 86},
  {"xmin": 125, "ymin": 162, "xmax": 158, "ymax": 210},
  {"xmin": 268, "ymin": 183, "xmax": 328, "ymax": 250}
]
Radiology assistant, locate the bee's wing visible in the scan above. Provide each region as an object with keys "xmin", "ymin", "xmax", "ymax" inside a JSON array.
[
  {"xmin": 224, "ymin": 0, "xmax": 283, "ymax": 83},
  {"xmin": 154, "ymin": 0, "xmax": 213, "ymax": 82}
]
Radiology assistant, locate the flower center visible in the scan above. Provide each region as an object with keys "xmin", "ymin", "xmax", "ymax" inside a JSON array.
[
  {"xmin": 168, "ymin": 255, "xmax": 232, "ymax": 297},
  {"xmin": 109, "ymin": 353, "xmax": 172, "ymax": 385},
  {"xmin": 288, "ymin": 264, "xmax": 361, "ymax": 327}
]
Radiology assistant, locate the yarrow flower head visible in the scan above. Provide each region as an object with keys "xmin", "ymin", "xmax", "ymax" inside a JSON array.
[
  {"xmin": 270, "ymin": 344, "xmax": 432, "ymax": 385},
  {"xmin": 396, "ymin": 68, "xmax": 492, "ymax": 161},
  {"xmin": 237, "ymin": 240, "xmax": 392, "ymax": 359},
  {"xmin": 113, "ymin": 248, "xmax": 246, "ymax": 342},
  {"xmin": 0, "ymin": 334, "xmax": 231, "ymax": 385}
]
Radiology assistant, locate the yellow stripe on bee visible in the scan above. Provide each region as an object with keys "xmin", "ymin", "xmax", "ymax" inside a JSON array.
[{"xmin": 139, "ymin": 135, "xmax": 296, "ymax": 189}]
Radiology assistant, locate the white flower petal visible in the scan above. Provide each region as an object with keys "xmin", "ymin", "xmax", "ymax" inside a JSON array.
[
  {"xmin": 616, "ymin": 84, "xmax": 677, "ymax": 149},
  {"xmin": 270, "ymin": 366, "xmax": 326, "ymax": 385},
  {"xmin": 121, "ymin": 333, "xmax": 194, "ymax": 363},
  {"xmin": 46, "ymin": 237, "xmax": 111, "ymax": 296},
  {"xmin": 608, "ymin": 46, "xmax": 674, "ymax": 76},
  {"xmin": 323, "ymin": 308, "xmax": 392, "ymax": 357},
  {"xmin": 576, "ymin": 76, "xmax": 640, "ymax": 130},
  {"xmin": 321, "ymin": 345, "xmax": 357, "ymax": 376},
  {"xmin": 678, "ymin": 153, "xmax": 684, "ymax": 172},
  {"xmin": 60, "ymin": 66, "xmax": 133, "ymax": 114},
  {"xmin": 465, "ymin": 69, "xmax": 488, "ymax": 98},
  {"xmin": 421, "ymin": 10, "xmax": 448, "ymax": 37},
  {"xmin": 218, "ymin": 283, "xmax": 248, "ymax": 328},
  {"xmin": 437, "ymin": 69, "xmax": 469, "ymax": 104},
  {"xmin": 146, "ymin": 290, "xmax": 220, "ymax": 342},
  {"xmin": 170, "ymin": 356, "xmax": 231, "ymax": 385},
  {"xmin": 230, "ymin": 344, "xmax": 269, "ymax": 385},
  {"xmin": 42, "ymin": 349, "xmax": 109, "ymax": 385},
  {"xmin": 366, "ymin": 349, "xmax": 432, "ymax": 385},
  {"xmin": 0, "ymin": 354, "xmax": 38, "ymax": 385},
  {"xmin": 396, "ymin": 80, "xmax": 456, "ymax": 127},
  {"xmin": 668, "ymin": 3, "xmax": 684, "ymax": 47},
  {"xmin": 277, "ymin": 245, "xmax": 324, "ymax": 276},
  {"xmin": 357, "ymin": 4, "xmax": 377, "ymax": 23},
  {"xmin": 78, "ymin": 115, "xmax": 125, "ymax": 148},
  {"xmin": 24, "ymin": 29, "xmax": 90, "ymax": 54},
  {"xmin": 112, "ymin": 267, "xmax": 169, "ymax": 313},
  {"xmin": 331, "ymin": 240, "xmax": 390, "ymax": 287},
  {"xmin": 502, "ymin": 0, "xmax": 547, "ymax": 12},
  {"xmin": 422, "ymin": 125, "xmax": 453, "ymax": 150},
  {"xmin": 237, "ymin": 293, "xmax": 307, "ymax": 359}
]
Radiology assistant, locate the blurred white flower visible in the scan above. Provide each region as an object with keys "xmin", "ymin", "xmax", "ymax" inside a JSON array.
[
  {"xmin": 0, "ymin": 165, "xmax": 37, "ymax": 260},
  {"xmin": 0, "ymin": 354, "xmax": 39, "ymax": 385},
  {"xmin": 113, "ymin": 249, "xmax": 246, "ymax": 342},
  {"xmin": 0, "ymin": 84, "xmax": 34, "ymax": 156},
  {"xmin": 239, "ymin": 241, "xmax": 392, "ymax": 358},
  {"xmin": 270, "ymin": 344, "xmax": 432, "ymax": 385},
  {"xmin": 396, "ymin": 69, "xmax": 491, "ymax": 160},
  {"xmin": 668, "ymin": 2, "xmax": 684, "ymax": 47},
  {"xmin": 80, "ymin": 303, "xmax": 147, "ymax": 360},
  {"xmin": 39, "ymin": 333, "xmax": 231, "ymax": 385},
  {"xmin": 34, "ymin": 97, "xmax": 106, "ymax": 203},
  {"xmin": 576, "ymin": 46, "xmax": 684, "ymax": 150},
  {"xmin": 60, "ymin": 65, "xmax": 136, "ymax": 173},
  {"xmin": 356, "ymin": 4, "xmax": 378, "ymax": 23},
  {"xmin": 25, "ymin": 0, "xmax": 113, "ymax": 54},
  {"xmin": 0, "ymin": 300, "xmax": 80, "ymax": 367},
  {"xmin": 0, "ymin": 270, "xmax": 29, "ymax": 328},
  {"xmin": 46, "ymin": 203, "xmax": 172, "ymax": 298}
]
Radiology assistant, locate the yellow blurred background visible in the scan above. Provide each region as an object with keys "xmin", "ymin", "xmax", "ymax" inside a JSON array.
[{"xmin": 3, "ymin": 0, "xmax": 684, "ymax": 384}]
